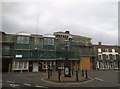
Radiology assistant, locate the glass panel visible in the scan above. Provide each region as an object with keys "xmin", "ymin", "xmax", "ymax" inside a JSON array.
[
  {"xmin": 44, "ymin": 38, "xmax": 54, "ymax": 45},
  {"xmin": 24, "ymin": 62, "xmax": 28, "ymax": 69}
]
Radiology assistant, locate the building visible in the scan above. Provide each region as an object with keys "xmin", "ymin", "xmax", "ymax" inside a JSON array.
[
  {"xmin": 93, "ymin": 42, "xmax": 120, "ymax": 70},
  {"xmin": 1, "ymin": 31, "xmax": 95, "ymax": 72},
  {"xmin": 1, "ymin": 31, "xmax": 15, "ymax": 72}
]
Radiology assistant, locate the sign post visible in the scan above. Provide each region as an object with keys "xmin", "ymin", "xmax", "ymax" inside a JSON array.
[{"xmin": 64, "ymin": 45, "xmax": 71, "ymax": 77}]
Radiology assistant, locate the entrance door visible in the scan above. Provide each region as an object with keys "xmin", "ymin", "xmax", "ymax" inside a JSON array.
[{"xmin": 33, "ymin": 62, "xmax": 38, "ymax": 72}]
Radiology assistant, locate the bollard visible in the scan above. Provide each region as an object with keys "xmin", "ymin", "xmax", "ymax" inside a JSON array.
[
  {"xmin": 72, "ymin": 69, "xmax": 73, "ymax": 75},
  {"xmin": 76, "ymin": 70, "xmax": 78, "ymax": 81},
  {"xmin": 48, "ymin": 69, "xmax": 50, "ymax": 79},
  {"xmin": 85, "ymin": 70, "xmax": 88, "ymax": 79},
  {"xmin": 51, "ymin": 69, "xmax": 52, "ymax": 77},
  {"xmin": 58, "ymin": 70, "xmax": 61, "ymax": 81},
  {"xmin": 82, "ymin": 69, "xmax": 84, "ymax": 77}
]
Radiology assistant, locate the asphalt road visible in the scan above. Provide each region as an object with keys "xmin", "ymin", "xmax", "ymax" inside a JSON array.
[{"xmin": 1, "ymin": 70, "xmax": 120, "ymax": 88}]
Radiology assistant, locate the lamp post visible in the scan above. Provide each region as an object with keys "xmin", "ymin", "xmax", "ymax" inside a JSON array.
[{"xmin": 64, "ymin": 39, "xmax": 71, "ymax": 77}]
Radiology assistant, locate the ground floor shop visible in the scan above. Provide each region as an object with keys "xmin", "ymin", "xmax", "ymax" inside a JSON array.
[
  {"xmin": 2, "ymin": 57, "xmax": 94, "ymax": 72},
  {"xmin": 11, "ymin": 57, "xmax": 93, "ymax": 72}
]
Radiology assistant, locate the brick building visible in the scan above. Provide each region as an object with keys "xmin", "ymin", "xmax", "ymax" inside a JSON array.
[{"xmin": 93, "ymin": 42, "xmax": 120, "ymax": 70}]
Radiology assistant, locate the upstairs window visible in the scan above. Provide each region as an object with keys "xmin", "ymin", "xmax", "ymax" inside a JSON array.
[
  {"xmin": 105, "ymin": 48, "xmax": 109, "ymax": 52},
  {"xmin": 112, "ymin": 55, "xmax": 116, "ymax": 60},
  {"xmin": 17, "ymin": 36, "xmax": 29, "ymax": 44},
  {"xmin": 112, "ymin": 49, "xmax": 115, "ymax": 53},
  {"xmin": 44, "ymin": 38, "xmax": 54, "ymax": 45},
  {"xmin": 98, "ymin": 48, "xmax": 101, "ymax": 52},
  {"xmin": 106, "ymin": 54, "xmax": 110, "ymax": 60}
]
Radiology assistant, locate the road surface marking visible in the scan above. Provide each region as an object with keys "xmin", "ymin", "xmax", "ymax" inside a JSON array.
[
  {"xmin": 24, "ymin": 83, "xmax": 31, "ymax": 86},
  {"xmin": 7, "ymin": 81, "xmax": 15, "ymax": 83},
  {"xmin": 95, "ymin": 78, "xmax": 104, "ymax": 82},
  {"xmin": 0, "ymin": 80, "xmax": 2, "ymax": 82},
  {"xmin": 9, "ymin": 84, "xmax": 20, "ymax": 87},
  {"xmin": 35, "ymin": 85, "xmax": 48, "ymax": 88}
]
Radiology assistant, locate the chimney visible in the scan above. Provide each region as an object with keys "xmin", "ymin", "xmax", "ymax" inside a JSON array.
[
  {"xmin": 98, "ymin": 42, "xmax": 102, "ymax": 45},
  {"xmin": 65, "ymin": 31, "xmax": 70, "ymax": 34}
]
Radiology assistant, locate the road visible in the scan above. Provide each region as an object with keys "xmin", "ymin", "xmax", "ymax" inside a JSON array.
[{"xmin": 1, "ymin": 70, "xmax": 120, "ymax": 88}]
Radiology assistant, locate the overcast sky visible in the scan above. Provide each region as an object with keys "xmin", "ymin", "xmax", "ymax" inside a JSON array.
[{"xmin": 1, "ymin": 0, "xmax": 119, "ymax": 45}]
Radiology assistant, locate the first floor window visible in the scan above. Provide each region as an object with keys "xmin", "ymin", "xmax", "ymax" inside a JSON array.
[
  {"xmin": 98, "ymin": 54, "xmax": 103, "ymax": 60},
  {"xmin": 112, "ymin": 55, "xmax": 116, "ymax": 60}
]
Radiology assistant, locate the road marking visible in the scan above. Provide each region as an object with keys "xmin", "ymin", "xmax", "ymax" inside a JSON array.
[
  {"xmin": 0, "ymin": 80, "xmax": 2, "ymax": 82},
  {"xmin": 7, "ymin": 81, "xmax": 15, "ymax": 83},
  {"xmin": 95, "ymin": 78, "xmax": 104, "ymax": 82},
  {"xmin": 9, "ymin": 84, "xmax": 20, "ymax": 87},
  {"xmin": 35, "ymin": 85, "xmax": 48, "ymax": 88},
  {"xmin": 24, "ymin": 83, "xmax": 31, "ymax": 86}
]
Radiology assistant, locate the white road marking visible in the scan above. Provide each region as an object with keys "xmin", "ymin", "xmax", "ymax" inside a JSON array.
[
  {"xmin": 24, "ymin": 83, "xmax": 31, "ymax": 86},
  {"xmin": 95, "ymin": 78, "xmax": 104, "ymax": 82},
  {"xmin": 0, "ymin": 80, "xmax": 2, "ymax": 82},
  {"xmin": 7, "ymin": 81, "xmax": 15, "ymax": 83},
  {"xmin": 9, "ymin": 84, "xmax": 20, "ymax": 87},
  {"xmin": 35, "ymin": 85, "xmax": 48, "ymax": 88}
]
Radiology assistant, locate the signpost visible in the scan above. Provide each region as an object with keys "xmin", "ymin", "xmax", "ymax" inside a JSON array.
[{"xmin": 64, "ymin": 44, "xmax": 71, "ymax": 77}]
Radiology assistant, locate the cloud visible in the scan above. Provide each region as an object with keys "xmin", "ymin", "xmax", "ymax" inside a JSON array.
[{"xmin": 2, "ymin": 1, "xmax": 118, "ymax": 45}]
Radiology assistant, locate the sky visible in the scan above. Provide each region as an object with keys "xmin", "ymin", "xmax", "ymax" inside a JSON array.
[{"xmin": 1, "ymin": 0, "xmax": 119, "ymax": 45}]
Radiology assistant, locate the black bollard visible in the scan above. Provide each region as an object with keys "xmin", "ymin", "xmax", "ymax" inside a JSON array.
[
  {"xmin": 51, "ymin": 69, "xmax": 53, "ymax": 77},
  {"xmin": 76, "ymin": 70, "xmax": 78, "ymax": 81},
  {"xmin": 48, "ymin": 69, "xmax": 50, "ymax": 79},
  {"xmin": 85, "ymin": 70, "xmax": 88, "ymax": 79},
  {"xmin": 58, "ymin": 69, "xmax": 61, "ymax": 81},
  {"xmin": 72, "ymin": 69, "xmax": 73, "ymax": 75},
  {"xmin": 82, "ymin": 69, "xmax": 84, "ymax": 77}
]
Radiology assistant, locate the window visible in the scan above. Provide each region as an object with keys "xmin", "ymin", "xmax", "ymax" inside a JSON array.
[
  {"xmin": 44, "ymin": 38, "xmax": 54, "ymax": 45},
  {"xmin": 98, "ymin": 48, "xmax": 101, "ymax": 52},
  {"xmin": 14, "ymin": 61, "xmax": 19, "ymax": 70},
  {"xmin": 18, "ymin": 62, "xmax": 22, "ymax": 69},
  {"xmin": 13, "ymin": 61, "xmax": 28, "ymax": 70},
  {"xmin": 23, "ymin": 61, "xmax": 28, "ymax": 69},
  {"xmin": 112, "ymin": 49, "xmax": 115, "ymax": 53},
  {"xmin": 98, "ymin": 54, "xmax": 103, "ymax": 60},
  {"xmin": 105, "ymin": 48, "xmax": 109, "ymax": 52},
  {"xmin": 106, "ymin": 54, "xmax": 110, "ymax": 59},
  {"xmin": 112, "ymin": 55, "xmax": 116, "ymax": 60},
  {"xmin": 17, "ymin": 36, "xmax": 29, "ymax": 44}
]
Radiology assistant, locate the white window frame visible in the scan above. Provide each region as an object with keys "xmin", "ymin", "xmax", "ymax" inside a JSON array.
[{"xmin": 98, "ymin": 48, "xmax": 101, "ymax": 53}]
